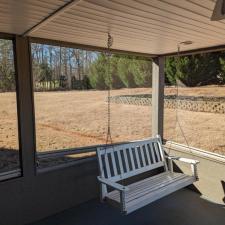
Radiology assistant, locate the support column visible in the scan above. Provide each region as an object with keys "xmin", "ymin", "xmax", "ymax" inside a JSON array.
[
  {"xmin": 15, "ymin": 36, "xmax": 36, "ymax": 177},
  {"xmin": 152, "ymin": 56, "xmax": 165, "ymax": 138}
]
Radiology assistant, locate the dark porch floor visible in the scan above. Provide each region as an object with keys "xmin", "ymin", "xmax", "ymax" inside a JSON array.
[{"xmin": 30, "ymin": 189, "xmax": 225, "ymax": 225}]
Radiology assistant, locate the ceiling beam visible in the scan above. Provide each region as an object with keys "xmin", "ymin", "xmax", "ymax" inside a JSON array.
[
  {"xmin": 29, "ymin": 37, "xmax": 225, "ymax": 58},
  {"xmin": 161, "ymin": 44, "xmax": 225, "ymax": 57},
  {"xmin": 22, "ymin": 0, "xmax": 82, "ymax": 37},
  {"xmin": 0, "ymin": 32, "xmax": 14, "ymax": 40},
  {"xmin": 30, "ymin": 37, "xmax": 157, "ymax": 58}
]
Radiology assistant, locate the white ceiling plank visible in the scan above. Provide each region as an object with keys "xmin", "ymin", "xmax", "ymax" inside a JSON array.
[
  {"xmin": 65, "ymin": 7, "xmax": 219, "ymax": 43},
  {"xmin": 0, "ymin": 0, "xmax": 225, "ymax": 55},
  {"xmin": 81, "ymin": 0, "xmax": 225, "ymax": 42}
]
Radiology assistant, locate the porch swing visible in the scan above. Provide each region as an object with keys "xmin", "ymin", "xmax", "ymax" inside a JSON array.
[{"xmin": 96, "ymin": 35, "xmax": 200, "ymax": 215}]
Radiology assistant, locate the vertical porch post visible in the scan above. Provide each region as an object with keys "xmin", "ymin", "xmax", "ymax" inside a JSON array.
[
  {"xmin": 152, "ymin": 56, "xmax": 165, "ymax": 138},
  {"xmin": 15, "ymin": 36, "xmax": 36, "ymax": 177}
]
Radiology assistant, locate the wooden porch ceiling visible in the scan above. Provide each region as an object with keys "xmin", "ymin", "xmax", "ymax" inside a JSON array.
[{"xmin": 0, "ymin": 0, "xmax": 225, "ymax": 56}]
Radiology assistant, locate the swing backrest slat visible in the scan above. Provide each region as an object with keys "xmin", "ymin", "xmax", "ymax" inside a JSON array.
[{"xmin": 97, "ymin": 136, "xmax": 167, "ymax": 182}]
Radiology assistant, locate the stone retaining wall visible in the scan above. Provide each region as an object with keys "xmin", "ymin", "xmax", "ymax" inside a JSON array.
[{"xmin": 109, "ymin": 94, "xmax": 225, "ymax": 114}]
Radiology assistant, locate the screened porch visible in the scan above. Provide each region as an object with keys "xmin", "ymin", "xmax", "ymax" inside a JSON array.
[{"xmin": 0, "ymin": 1, "xmax": 225, "ymax": 225}]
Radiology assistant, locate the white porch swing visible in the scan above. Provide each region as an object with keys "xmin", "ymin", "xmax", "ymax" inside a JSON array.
[{"xmin": 96, "ymin": 35, "xmax": 200, "ymax": 215}]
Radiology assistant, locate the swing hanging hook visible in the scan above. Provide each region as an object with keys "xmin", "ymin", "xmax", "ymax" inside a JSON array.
[{"xmin": 107, "ymin": 33, "xmax": 113, "ymax": 49}]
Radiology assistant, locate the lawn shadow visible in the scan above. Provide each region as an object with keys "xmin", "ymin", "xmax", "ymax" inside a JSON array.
[
  {"xmin": 0, "ymin": 148, "xmax": 20, "ymax": 173},
  {"xmin": 36, "ymin": 150, "xmax": 96, "ymax": 171}
]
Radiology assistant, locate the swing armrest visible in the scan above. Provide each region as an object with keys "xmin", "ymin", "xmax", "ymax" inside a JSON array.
[
  {"xmin": 167, "ymin": 156, "xmax": 199, "ymax": 165},
  {"xmin": 166, "ymin": 156, "xmax": 200, "ymax": 180},
  {"xmin": 97, "ymin": 176, "xmax": 129, "ymax": 191}
]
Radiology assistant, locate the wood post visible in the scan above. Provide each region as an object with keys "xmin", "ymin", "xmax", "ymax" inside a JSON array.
[
  {"xmin": 15, "ymin": 36, "xmax": 36, "ymax": 177},
  {"xmin": 152, "ymin": 57, "xmax": 165, "ymax": 138}
]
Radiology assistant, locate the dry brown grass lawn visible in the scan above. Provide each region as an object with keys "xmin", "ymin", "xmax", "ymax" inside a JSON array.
[{"xmin": 0, "ymin": 86, "xmax": 225, "ymax": 157}]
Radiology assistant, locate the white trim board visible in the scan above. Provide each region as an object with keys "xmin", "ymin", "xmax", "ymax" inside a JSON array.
[{"xmin": 165, "ymin": 141, "xmax": 225, "ymax": 165}]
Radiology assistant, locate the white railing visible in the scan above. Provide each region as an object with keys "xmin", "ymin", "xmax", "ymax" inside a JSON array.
[{"xmin": 164, "ymin": 140, "xmax": 225, "ymax": 165}]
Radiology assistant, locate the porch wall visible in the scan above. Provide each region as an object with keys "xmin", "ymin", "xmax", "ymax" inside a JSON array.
[
  {"xmin": 0, "ymin": 159, "xmax": 99, "ymax": 225},
  {"xmin": 166, "ymin": 147, "xmax": 225, "ymax": 205}
]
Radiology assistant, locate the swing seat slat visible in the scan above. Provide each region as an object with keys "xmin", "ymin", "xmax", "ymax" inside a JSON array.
[
  {"xmin": 106, "ymin": 171, "xmax": 195, "ymax": 214},
  {"xmin": 97, "ymin": 136, "xmax": 199, "ymax": 214}
]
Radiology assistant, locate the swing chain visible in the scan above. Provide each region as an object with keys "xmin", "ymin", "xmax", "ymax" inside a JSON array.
[
  {"xmin": 106, "ymin": 33, "xmax": 113, "ymax": 146},
  {"xmin": 174, "ymin": 43, "xmax": 194, "ymax": 157}
]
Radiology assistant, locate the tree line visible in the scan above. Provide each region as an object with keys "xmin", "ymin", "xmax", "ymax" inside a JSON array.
[
  {"xmin": 88, "ymin": 53, "xmax": 152, "ymax": 89},
  {"xmin": 0, "ymin": 40, "xmax": 15, "ymax": 91},
  {"xmin": 31, "ymin": 43, "xmax": 96, "ymax": 90},
  {"xmin": 165, "ymin": 52, "xmax": 225, "ymax": 86},
  {"xmin": 74, "ymin": 52, "xmax": 225, "ymax": 89},
  {"xmin": 1, "ymin": 39, "xmax": 225, "ymax": 92},
  {"xmin": 31, "ymin": 45, "xmax": 152, "ymax": 90}
]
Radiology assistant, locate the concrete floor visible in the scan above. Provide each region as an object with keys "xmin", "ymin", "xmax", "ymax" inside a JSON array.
[{"xmin": 30, "ymin": 189, "xmax": 225, "ymax": 225}]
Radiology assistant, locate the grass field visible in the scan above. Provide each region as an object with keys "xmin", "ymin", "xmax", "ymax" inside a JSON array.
[{"xmin": 0, "ymin": 86, "xmax": 225, "ymax": 159}]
